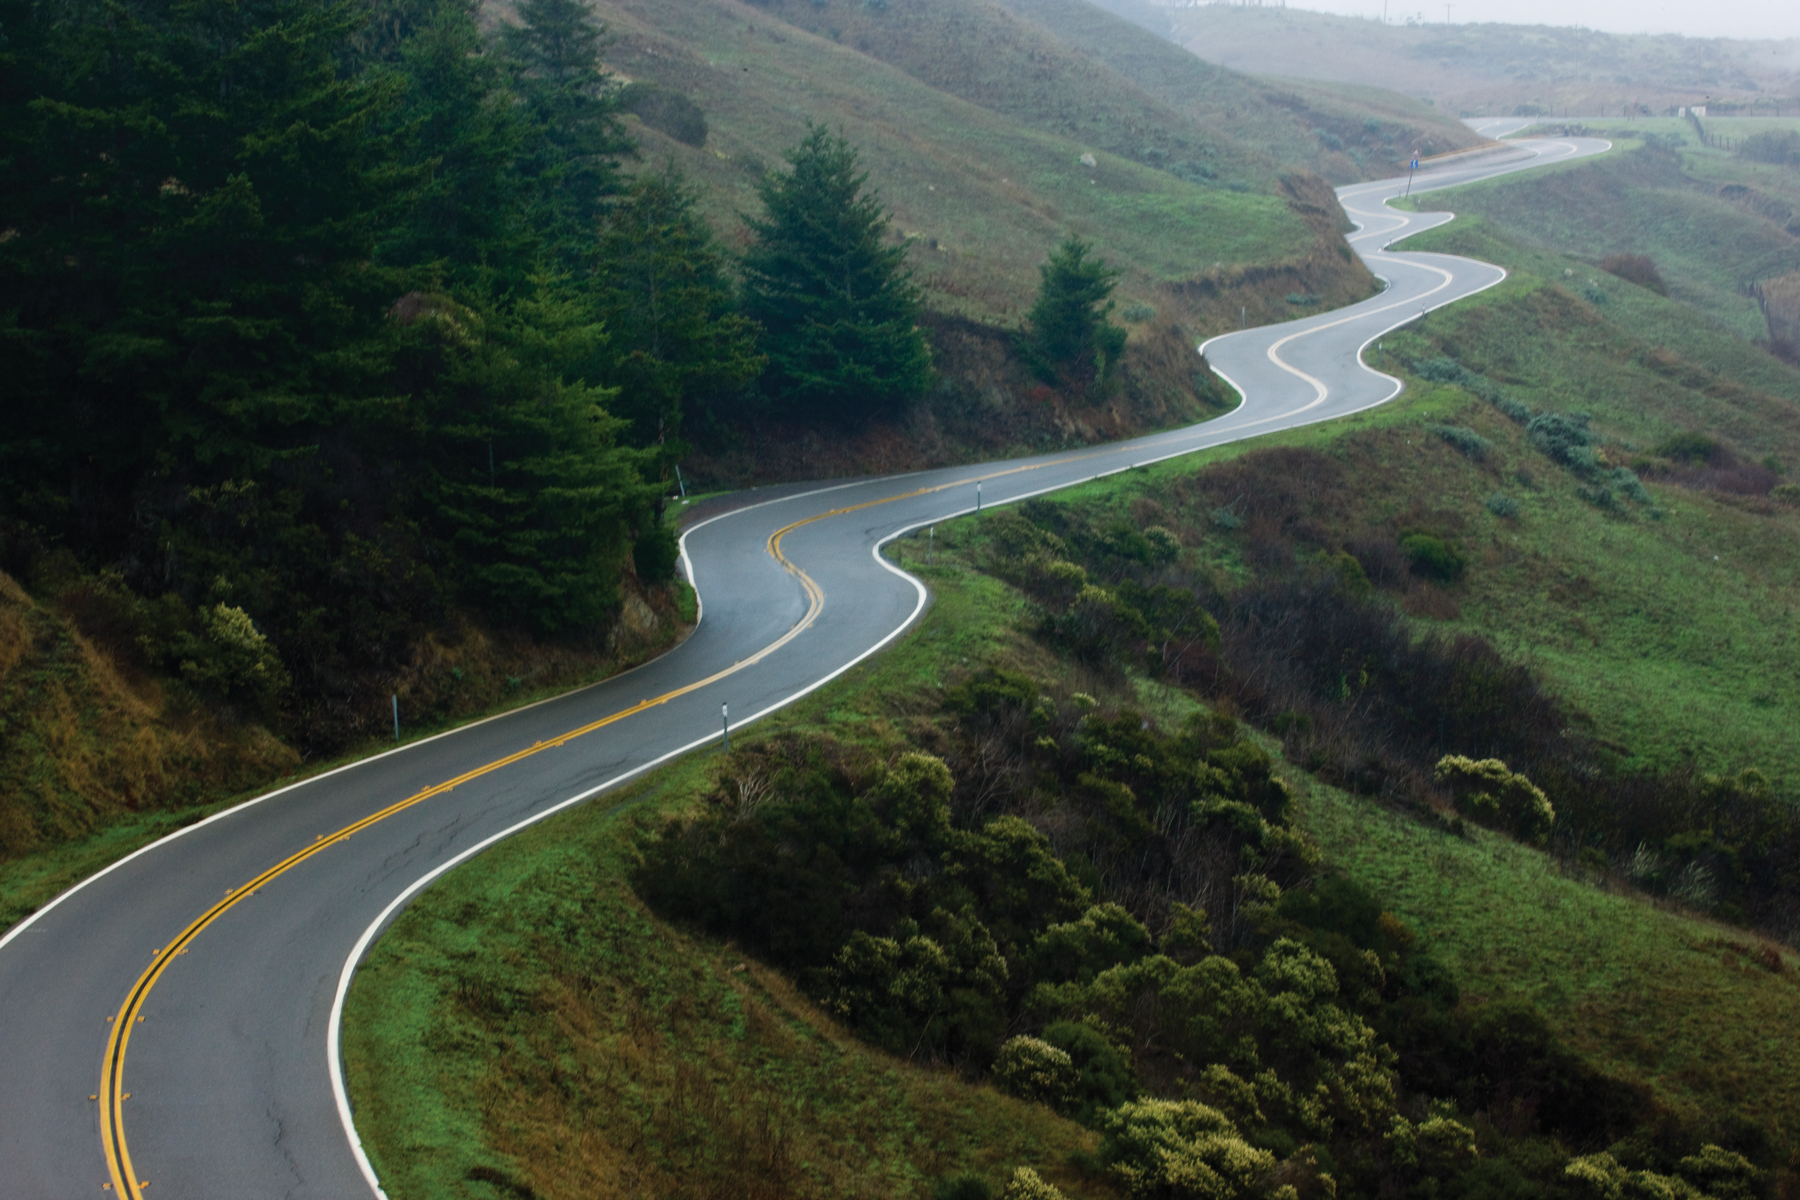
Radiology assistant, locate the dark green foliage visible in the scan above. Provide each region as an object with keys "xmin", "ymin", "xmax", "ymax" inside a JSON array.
[
  {"xmin": 1020, "ymin": 235, "xmax": 1129, "ymax": 394},
  {"xmin": 1400, "ymin": 532, "xmax": 1466, "ymax": 583},
  {"xmin": 619, "ymin": 82, "xmax": 708, "ymax": 147},
  {"xmin": 931, "ymin": 1175, "xmax": 993, "ymax": 1200},
  {"xmin": 1486, "ymin": 491, "xmax": 1521, "ymax": 518},
  {"xmin": 1654, "ymin": 430, "xmax": 1719, "ymax": 464},
  {"xmin": 1737, "ymin": 129, "xmax": 1800, "ymax": 167},
  {"xmin": 502, "ymin": 0, "xmax": 634, "ymax": 261},
  {"xmin": 1527, "ymin": 411, "xmax": 1599, "ymax": 473},
  {"xmin": 632, "ymin": 524, "xmax": 680, "ymax": 585},
  {"xmin": 590, "ymin": 166, "xmax": 764, "ymax": 451},
  {"xmin": 741, "ymin": 125, "xmax": 932, "ymax": 423},
  {"xmin": 1426, "ymin": 423, "xmax": 1492, "ymax": 460},
  {"xmin": 0, "ymin": 0, "xmax": 675, "ymax": 751},
  {"xmin": 1041, "ymin": 1021, "xmax": 1136, "ymax": 1124},
  {"xmin": 1599, "ymin": 252, "xmax": 1668, "ymax": 295},
  {"xmin": 1412, "ymin": 356, "xmax": 1532, "ymax": 423}
]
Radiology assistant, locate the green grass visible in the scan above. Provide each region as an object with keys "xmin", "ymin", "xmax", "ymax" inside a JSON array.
[
  {"xmin": 572, "ymin": 0, "xmax": 1379, "ymax": 329},
  {"xmin": 343, "ymin": 544, "xmax": 1126, "ymax": 1200},
  {"xmin": 1407, "ymin": 136, "xmax": 1800, "ymax": 340},
  {"xmin": 978, "ymin": 0, "xmax": 1484, "ymax": 184},
  {"xmin": 1296, "ymin": 771, "xmax": 1800, "ymax": 1134},
  {"xmin": 348, "ymin": 501, "xmax": 1800, "ymax": 1196}
]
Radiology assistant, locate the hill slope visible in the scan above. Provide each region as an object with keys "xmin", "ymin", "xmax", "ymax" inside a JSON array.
[
  {"xmin": 573, "ymin": 0, "xmax": 1389, "ymax": 328},
  {"xmin": 1175, "ymin": 6, "xmax": 1800, "ymax": 117},
  {"xmin": 994, "ymin": 0, "xmax": 1485, "ymax": 182}
]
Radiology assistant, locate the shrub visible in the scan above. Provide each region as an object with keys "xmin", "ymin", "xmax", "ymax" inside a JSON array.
[
  {"xmin": 1121, "ymin": 302, "xmax": 1156, "ymax": 323},
  {"xmin": 618, "ymin": 82, "xmax": 708, "ymax": 147},
  {"xmin": 933, "ymin": 1175, "xmax": 994, "ymax": 1200},
  {"xmin": 1400, "ymin": 533, "xmax": 1465, "ymax": 583},
  {"xmin": 1526, "ymin": 411, "xmax": 1597, "ymax": 473},
  {"xmin": 1001, "ymin": 1168, "xmax": 1066, "ymax": 1200},
  {"xmin": 1738, "ymin": 128, "xmax": 1800, "ymax": 166},
  {"xmin": 1412, "ymin": 356, "xmax": 1478, "ymax": 387},
  {"xmin": 1654, "ymin": 431, "xmax": 1718, "ymax": 464},
  {"xmin": 1285, "ymin": 292, "xmax": 1323, "ymax": 306},
  {"xmin": 993, "ymin": 1036, "xmax": 1079, "ymax": 1108},
  {"xmin": 1426, "ymin": 423, "xmax": 1491, "ymax": 460},
  {"xmin": 1100, "ymin": 1099, "xmax": 1275, "ymax": 1199},
  {"xmin": 1042, "ymin": 1021, "xmax": 1136, "ymax": 1122},
  {"xmin": 1434, "ymin": 755, "xmax": 1555, "ymax": 844},
  {"xmin": 1484, "ymin": 492, "xmax": 1520, "ymax": 518},
  {"xmin": 1773, "ymin": 482, "xmax": 1800, "ymax": 506},
  {"xmin": 1598, "ymin": 252, "xmax": 1668, "ymax": 295}
]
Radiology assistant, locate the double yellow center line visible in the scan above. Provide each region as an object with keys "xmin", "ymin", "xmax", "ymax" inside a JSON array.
[{"xmin": 95, "ymin": 464, "xmax": 1060, "ymax": 1197}]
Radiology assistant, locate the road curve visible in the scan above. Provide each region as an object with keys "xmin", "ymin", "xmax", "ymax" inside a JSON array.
[{"xmin": 0, "ymin": 132, "xmax": 1608, "ymax": 1200}]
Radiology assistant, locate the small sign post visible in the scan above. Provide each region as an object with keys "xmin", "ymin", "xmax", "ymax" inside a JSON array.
[{"xmin": 1404, "ymin": 150, "xmax": 1420, "ymax": 199}]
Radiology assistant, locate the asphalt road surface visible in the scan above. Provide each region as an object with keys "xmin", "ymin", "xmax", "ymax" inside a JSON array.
[{"xmin": 0, "ymin": 130, "xmax": 1609, "ymax": 1200}]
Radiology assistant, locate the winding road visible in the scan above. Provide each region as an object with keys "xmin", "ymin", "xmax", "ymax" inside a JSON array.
[{"xmin": 0, "ymin": 129, "xmax": 1608, "ymax": 1199}]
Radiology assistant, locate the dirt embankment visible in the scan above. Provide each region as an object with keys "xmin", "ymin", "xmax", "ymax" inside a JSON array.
[{"xmin": 0, "ymin": 565, "xmax": 692, "ymax": 864}]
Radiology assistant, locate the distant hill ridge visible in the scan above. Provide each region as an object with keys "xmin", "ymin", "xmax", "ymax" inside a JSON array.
[{"xmin": 1175, "ymin": 6, "xmax": 1800, "ymax": 117}]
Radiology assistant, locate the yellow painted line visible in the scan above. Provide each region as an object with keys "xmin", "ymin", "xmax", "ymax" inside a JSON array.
[{"xmin": 94, "ymin": 463, "xmax": 1077, "ymax": 1197}]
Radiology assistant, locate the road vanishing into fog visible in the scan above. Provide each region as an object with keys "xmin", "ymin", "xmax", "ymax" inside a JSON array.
[{"xmin": 0, "ymin": 128, "xmax": 1608, "ymax": 1199}]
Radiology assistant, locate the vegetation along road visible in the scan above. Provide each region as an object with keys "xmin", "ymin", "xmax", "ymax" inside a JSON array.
[{"xmin": 0, "ymin": 129, "xmax": 1609, "ymax": 1199}]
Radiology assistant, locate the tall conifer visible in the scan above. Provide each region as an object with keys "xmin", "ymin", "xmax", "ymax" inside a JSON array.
[
  {"xmin": 741, "ymin": 125, "xmax": 931, "ymax": 422},
  {"xmin": 591, "ymin": 167, "xmax": 764, "ymax": 452},
  {"xmin": 1021, "ymin": 235, "xmax": 1128, "ymax": 395}
]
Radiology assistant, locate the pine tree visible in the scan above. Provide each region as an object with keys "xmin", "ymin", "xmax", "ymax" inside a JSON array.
[
  {"xmin": 1021, "ymin": 235, "xmax": 1128, "ymax": 395},
  {"xmin": 503, "ymin": 0, "xmax": 634, "ymax": 265},
  {"xmin": 741, "ymin": 125, "xmax": 931, "ymax": 422},
  {"xmin": 590, "ymin": 165, "xmax": 764, "ymax": 452},
  {"xmin": 378, "ymin": 7, "xmax": 533, "ymax": 277},
  {"xmin": 403, "ymin": 272, "xmax": 656, "ymax": 632}
]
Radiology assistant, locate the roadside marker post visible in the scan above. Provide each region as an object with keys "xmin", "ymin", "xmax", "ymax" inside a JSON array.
[
  {"xmin": 392, "ymin": 695, "xmax": 399, "ymax": 742},
  {"xmin": 721, "ymin": 703, "xmax": 730, "ymax": 752},
  {"xmin": 976, "ymin": 480, "xmax": 982, "ymax": 514},
  {"xmin": 928, "ymin": 526, "xmax": 934, "ymax": 565}
]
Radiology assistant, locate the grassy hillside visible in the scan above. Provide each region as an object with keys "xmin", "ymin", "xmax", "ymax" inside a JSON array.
[
  {"xmin": 993, "ymin": 0, "xmax": 1486, "ymax": 182},
  {"xmin": 1407, "ymin": 128, "xmax": 1800, "ymax": 341},
  {"xmin": 347, "ymin": 509, "xmax": 1800, "ymax": 1199},
  {"xmin": 1174, "ymin": 6, "xmax": 1800, "ymax": 117},
  {"xmin": 576, "ymin": 0, "xmax": 1387, "ymax": 330}
]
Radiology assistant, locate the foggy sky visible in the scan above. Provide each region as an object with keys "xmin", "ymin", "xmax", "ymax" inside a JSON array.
[{"xmin": 1281, "ymin": 0, "xmax": 1800, "ymax": 44}]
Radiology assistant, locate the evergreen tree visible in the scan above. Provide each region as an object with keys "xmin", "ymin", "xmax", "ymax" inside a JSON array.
[
  {"xmin": 590, "ymin": 165, "xmax": 764, "ymax": 453},
  {"xmin": 741, "ymin": 125, "xmax": 931, "ymax": 422},
  {"xmin": 503, "ymin": 0, "xmax": 633, "ymax": 264},
  {"xmin": 399, "ymin": 272, "xmax": 655, "ymax": 632},
  {"xmin": 378, "ymin": 7, "xmax": 533, "ymax": 277},
  {"xmin": 1021, "ymin": 235, "xmax": 1128, "ymax": 394}
]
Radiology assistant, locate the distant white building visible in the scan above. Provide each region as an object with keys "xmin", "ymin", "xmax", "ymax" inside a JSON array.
[{"xmin": 1693, "ymin": 105, "xmax": 1707, "ymax": 118}]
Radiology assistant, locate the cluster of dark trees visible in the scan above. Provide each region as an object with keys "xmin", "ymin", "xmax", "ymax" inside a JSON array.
[
  {"xmin": 1, "ymin": 0, "xmax": 1132, "ymax": 748},
  {"xmin": 637, "ymin": 678, "xmax": 1774, "ymax": 1199}
]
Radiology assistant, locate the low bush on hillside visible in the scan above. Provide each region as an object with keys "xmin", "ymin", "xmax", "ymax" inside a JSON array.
[
  {"xmin": 1738, "ymin": 129, "xmax": 1800, "ymax": 167},
  {"xmin": 972, "ymin": 473, "xmax": 1800, "ymax": 947},
  {"xmin": 636, "ymin": 669, "xmax": 1777, "ymax": 1195},
  {"xmin": 618, "ymin": 82, "xmax": 708, "ymax": 146},
  {"xmin": 1426, "ymin": 423, "xmax": 1491, "ymax": 460},
  {"xmin": 1599, "ymin": 252, "xmax": 1669, "ymax": 295}
]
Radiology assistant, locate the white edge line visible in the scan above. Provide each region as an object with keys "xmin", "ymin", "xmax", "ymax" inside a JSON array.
[
  {"xmin": 331, "ymin": 130, "xmax": 1620, "ymax": 1195},
  {"xmin": 330, "ymin": 520, "xmax": 937, "ymax": 1197},
  {"xmin": 0, "ymin": 475, "xmax": 904, "ymax": 957}
]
